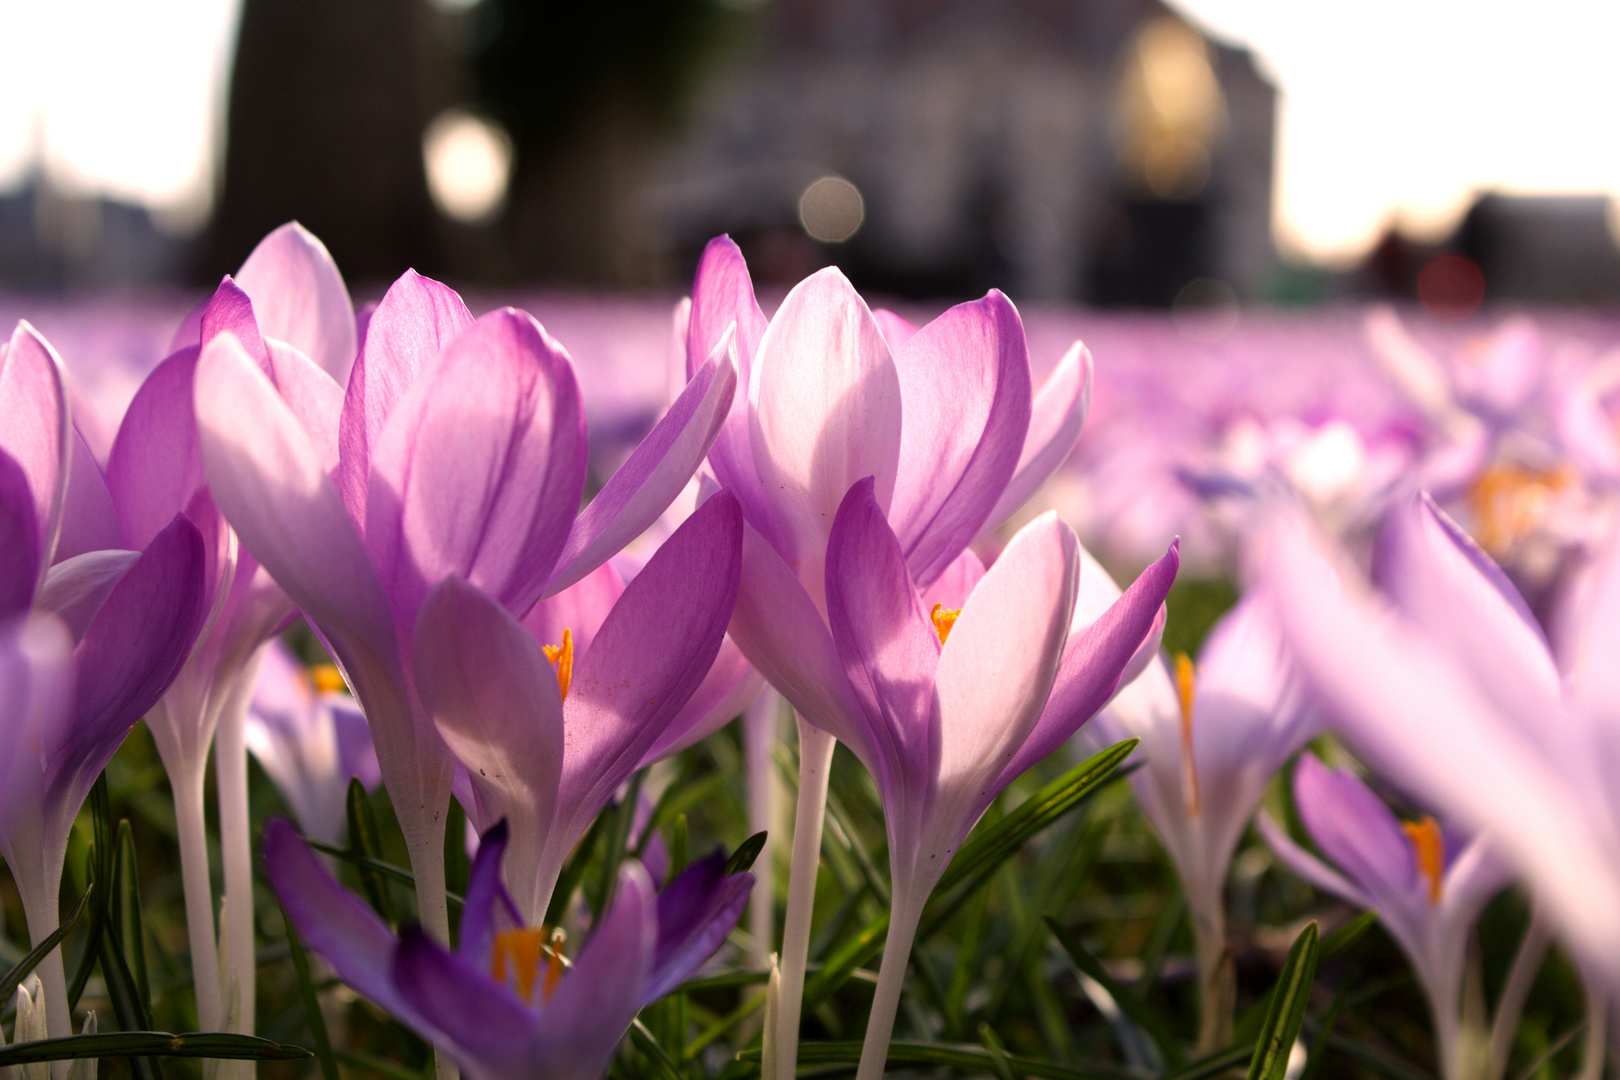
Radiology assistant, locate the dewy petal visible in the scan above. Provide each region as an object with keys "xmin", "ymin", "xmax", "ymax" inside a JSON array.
[
  {"xmin": 748, "ymin": 267, "xmax": 901, "ymax": 603},
  {"xmin": 927, "ymin": 509, "xmax": 1077, "ymax": 864},
  {"xmin": 262, "ymin": 818, "xmax": 425, "ymax": 1028},
  {"xmin": 49, "ymin": 515, "xmax": 207, "ymax": 819},
  {"xmin": 55, "ymin": 426, "xmax": 121, "ymax": 562},
  {"xmin": 106, "ymin": 348, "xmax": 204, "ymax": 550},
  {"xmin": 978, "ymin": 341, "xmax": 1092, "ymax": 539},
  {"xmin": 367, "ymin": 308, "xmax": 587, "ymax": 624},
  {"xmin": 1378, "ymin": 493, "xmax": 1562, "ymax": 725},
  {"xmin": 824, "ymin": 477, "xmax": 941, "ymax": 821},
  {"xmin": 337, "ymin": 271, "xmax": 474, "ymax": 525},
  {"xmin": 1291, "ymin": 754, "xmax": 1418, "ymax": 900},
  {"xmin": 1002, "ymin": 539, "xmax": 1179, "ymax": 784},
  {"xmin": 889, "ymin": 291, "xmax": 1033, "ymax": 587},
  {"xmin": 0, "ymin": 322, "xmax": 71, "ymax": 573},
  {"xmin": 530, "ymin": 862, "xmax": 657, "ymax": 1080},
  {"xmin": 645, "ymin": 851, "xmax": 752, "ymax": 1003},
  {"xmin": 549, "ymin": 491, "xmax": 742, "ymax": 855},
  {"xmin": 414, "ymin": 576, "xmax": 564, "ymax": 915},
  {"xmin": 392, "ymin": 927, "xmax": 536, "ymax": 1076},
  {"xmin": 545, "ymin": 328, "xmax": 737, "ymax": 595},
  {"xmin": 0, "ymin": 453, "xmax": 40, "ymax": 614},
  {"xmin": 233, "ymin": 222, "xmax": 357, "ymax": 382},
  {"xmin": 195, "ymin": 331, "xmax": 396, "ymax": 670},
  {"xmin": 727, "ymin": 522, "xmax": 871, "ymax": 758}
]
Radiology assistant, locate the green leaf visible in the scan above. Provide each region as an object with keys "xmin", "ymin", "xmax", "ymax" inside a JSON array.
[
  {"xmin": 591, "ymin": 771, "xmax": 645, "ymax": 919},
  {"xmin": 1245, "ymin": 921, "xmax": 1319, "ymax": 1080},
  {"xmin": 283, "ymin": 909, "xmax": 341, "ymax": 1080},
  {"xmin": 1160, "ymin": 1045, "xmax": 1256, "ymax": 1080},
  {"xmin": 1320, "ymin": 910, "xmax": 1379, "ymax": 962},
  {"xmin": 304, "ymin": 839, "xmax": 466, "ymax": 912},
  {"xmin": 111, "ymin": 820, "xmax": 152, "ymax": 1008},
  {"xmin": 666, "ymin": 814, "xmax": 689, "ymax": 888},
  {"xmin": 1045, "ymin": 916, "xmax": 1185, "ymax": 1069},
  {"xmin": 0, "ymin": 1033, "xmax": 312, "ymax": 1066},
  {"xmin": 1, "ymin": 885, "xmax": 92, "ymax": 1006},
  {"xmin": 1323, "ymin": 1034, "xmax": 1438, "ymax": 1080},
  {"xmin": 347, "ymin": 777, "xmax": 396, "ymax": 925},
  {"xmin": 736, "ymin": 1039, "xmax": 1138, "ymax": 1080},
  {"xmin": 725, "ymin": 831, "xmax": 768, "ymax": 875},
  {"xmin": 627, "ymin": 1020, "xmax": 685, "ymax": 1080},
  {"xmin": 545, "ymin": 809, "xmax": 610, "ymax": 929},
  {"xmin": 68, "ymin": 774, "xmax": 114, "ymax": 1010},
  {"xmin": 800, "ymin": 739, "xmax": 1136, "ymax": 1013},
  {"xmin": 978, "ymin": 1023, "xmax": 1018, "ymax": 1080}
]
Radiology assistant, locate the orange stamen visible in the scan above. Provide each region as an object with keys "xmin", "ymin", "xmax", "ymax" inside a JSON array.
[
  {"xmin": 930, "ymin": 604, "xmax": 961, "ymax": 644},
  {"xmin": 1402, "ymin": 816, "xmax": 1445, "ymax": 904},
  {"xmin": 491, "ymin": 928, "xmax": 549, "ymax": 1003},
  {"xmin": 543, "ymin": 628, "xmax": 573, "ymax": 701},
  {"xmin": 1174, "ymin": 653, "xmax": 1201, "ymax": 816},
  {"xmin": 1465, "ymin": 463, "xmax": 1574, "ymax": 555},
  {"xmin": 311, "ymin": 664, "xmax": 348, "ymax": 695}
]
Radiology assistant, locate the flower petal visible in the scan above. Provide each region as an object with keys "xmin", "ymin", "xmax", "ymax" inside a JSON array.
[
  {"xmin": 545, "ymin": 330, "xmax": 737, "ymax": 594},
  {"xmin": 1255, "ymin": 811, "xmax": 1367, "ymax": 907},
  {"xmin": 928, "ymin": 509, "xmax": 1077, "ymax": 863},
  {"xmin": 266, "ymin": 340, "xmax": 345, "ymax": 474},
  {"xmin": 873, "ymin": 309, "xmax": 919, "ymax": 352},
  {"xmin": 0, "ymin": 322, "xmax": 70, "ymax": 571},
  {"xmin": 234, "ymin": 222, "xmax": 357, "ymax": 381},
  {"xmin": 367, "ymin": 308, "xmax": 587, "ymax": 625},
  {"xmin": 549, "ymin": 490, "xmax": 742, "ymax": 858},
  {"xmin": 645, "ymin": 852, "xmax": 752, "ymax": 1003},
  {"xmin": 748, "ymin": 267, "xmax": 901, "ymax": 603},
  {"xmin": 414, "ymin": 575, "xmax": 564, "ymax": 919},
  {"xmin": 37, "ymin": 550, "xmax": 141, "ymax": 640},
  {"xmin": 455, "ymin": 820, "xmax": 525, "ymax": 969},
  {"xmin": 55, "ymin": 427, "xmax": 121, "ymax": 562},
  {"xmin": 523, "ymin": 562, "xmax": 624, "ymax": 659},
  {"xmin": 337, "ymin": 271, "xmax": 474, "ymax": 525},
  {"xmin": 977, "ymin": 341, "xmax": 1092, "ymax": 539},
  {"xmin": 107, "ymin": 349, "xmax": 204, "ymax": 549},
  {"xmin": 889, "ymin": 291, "xmax": 1032, "ymax": 586},
  {"xmin": 1292, "ymin": 754, "xmax": 1418, "ymax": 901},
  {"xmin": 0, "ymin": 452, "xmax": 40, "ymax": 614},
  {"xmin": 392, "ymin": 926, "xmax": 536, "ymax": 1075},
  {"xmin": 640, "ymin": 640, "xmax": 765, "ymax": 764}
]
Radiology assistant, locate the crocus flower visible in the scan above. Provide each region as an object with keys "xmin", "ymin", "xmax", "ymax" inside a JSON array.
[
  {"xmin": 1261, "ymin": 494, "xmax": 1620, "ymax": 995},
  {"xmin": 1077, "ymin": 584, "xmax": 1315, "ymax": 1049},
  {"xmin": 195, "ymin": 265, "xmax": 737, "ymax": 946},
  {"xmin": 807, "ymin": 479, "xmax": 1176, "ymax": 1080},
  {"xmin": 1, "ymin": 321, "xmax": 209, "ymax": 1046},
  {"xmin": 264, "ymin": 817, "xmax": 752, "ymax": 1080},
  {"xmin": 246, "ymin": 640, "xmax": 380, "ymax": 846},
  {"xmin": 415, "ymin": 489, "xmax": 741, "ymax": 921},
  {"xmin": 1259, "ymin": 755, "xmax": 1510, "ymax": 1080}
]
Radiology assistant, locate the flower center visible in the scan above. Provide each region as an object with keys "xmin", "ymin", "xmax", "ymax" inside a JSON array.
[
  {"xmin": 491, "ymin": 926, "xmax": 567, "ymax": 1004},
  {"xmin": 310, "ymin": 664, "xmax": 347, "ymax": 695},
  {"xmin": 1174, "ymin": 653, "xmax": 1201, "ymax": 817},
  {"xmin": 1466, "ymin": 464, "xmax": 1574, "ymax": 555},
  {"xmin": 543, "ymin": 628, "xmax": 573, "ymax": 701},
  {"xmin": 1401, "ymin": 815, "xmax": 1444, "ymax": 904},
  {"xmin": 930, "ymin": 604, "xmax": 961, "ymax": 645}
]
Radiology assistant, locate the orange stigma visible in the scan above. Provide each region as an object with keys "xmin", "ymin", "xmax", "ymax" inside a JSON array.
[
  {"xmin": 310, "ymin": 664, "xmax": 348, "ymax": 695},
  {"xmin": 930, "ymin": 604, "xmax": 961, "ymax": 644},
  {"xmin": 1466, "ymin": 463, "xmax": 1574, "ymax": 555},
  {"xmin": 543, "ymin": 628, "xmax": 573, "ymax": 701},
  {"xmin": 1174, "ymin": 653, "xmax": 1201, "ymax": 816},
  {"xmin": 491, "ymin": 927, "xmax": 567, "ymax": 1005},
  {"xmin": 1402, "ymin": 816, "xmax": 1445, "ymax": 903}
]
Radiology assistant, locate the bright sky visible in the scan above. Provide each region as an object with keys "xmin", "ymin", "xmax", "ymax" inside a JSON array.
[{"xmin": 1, "ymin": 0, "xmax": 1617, "ymax": 263}]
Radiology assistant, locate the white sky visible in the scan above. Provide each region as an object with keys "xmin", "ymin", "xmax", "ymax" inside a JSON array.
[{"xmin": 1, "ymin": 0, "xmax": 1617, "ymax": 263}]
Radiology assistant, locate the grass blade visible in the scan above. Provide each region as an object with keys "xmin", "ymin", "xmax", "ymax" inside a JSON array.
[
  {"xmin": 1046, "ymin": 916, "xmax": 1184, "ymax": 1069},
  {"xmin": 1246, "ymin": 921, "xmax": 1319, "ymax": 1080},
  {"xmin": 347, "ymin": 778, "xmax": 397, "ymax": 925},
  {"xmin": 111, "ymin": 820, "xmax": 152, "ymax": 1008},
  {"xmin": 67, "ymin": 774, "xmax": 114, "ymax": 1010},
  {"xmin": 737, "ymin": 1039, "xmax": 1139, "ymax": 1080},
  {"xmin": 726, "ymin": 831, "xmax": 768, "ymax": 875},
  {"xmin": 0, "ymin": 1033, "xmax": 312, "ymax": 1065},
  {"xmin": 2, "ymin": 886, "xmax": 92, "ymax": 1005},
  {"xmin": 283, "ymin": 911, "xmax": 341, "ymax": 1080}
]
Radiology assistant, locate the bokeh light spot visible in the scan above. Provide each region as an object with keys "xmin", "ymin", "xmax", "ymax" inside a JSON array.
[
  {"xmin": 1417, "ymin": 254, "xmax": 1486, "ymax": 321},
  {"xmin": 422, "ymin": 108, "xmax": 513, "ymax": 224},
  {"xmin": 799, "ymin": 176, "xmax": 864, "ymax": 243}
]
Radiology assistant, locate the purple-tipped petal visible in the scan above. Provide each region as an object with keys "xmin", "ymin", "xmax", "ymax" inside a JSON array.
[
  {"xmin": 1255, "ymin": 811, "xmax": 1366, "ymax": 906},
  {"xmin": 392, "ymin": 927, "xmax": 536, "ymax": 1077},
  {"xmin": 645, "ymin": 852, "xmax": 752, "ymax": 1003},
  {"xmin": 200, "ymin": 278, "xmax": 271, "ymax": 371},
  {"xmin": 999, "ymin": 538, "xmax": 1179, "ymax": 784},
  {"xmin": 0, "ymin": 453, "xmax": 40, "ymax": 614},
  {"xmin": 824, "ymin": 477, "xmax": 941, "ymax": 815},
  {"xmin": 106, "ymin": 348, "xmax": 204, "ymax": 549},
  {"xmin": 414, "ymin": 576, "xmax": 564, "ymax": 914},
  {"xmin": 455, "ymin": 821, "xmax": 525, "ymax": 969},
  {"xmin": 367, "ymin": 308, "xmax": 587, "ymax": 624},
  {"xmin": 1292, "ymin": 754, "xmax": 1417, "ymax": 900},
  {"xmin": 234, "ymin": 222, "xmax": 357, "ymax": 381},
  {"xmin": 530, "ymin": 862, "xmax": 657, "ymax": 1080},
  {"xmin": 195, "ymin": 331, "xmax": 395, "ymax": 668},
  {"xmin": 337, "ymin": 271, "xmax": 474, "ymax": 525},
  {"xmin": 929, "ymin": 510, "xmax": 1077, "ymax": 855},
  {"xmin": 889, "ymin": 291, "xmax": 1032, "ymax": 587},
  {"xmin": 49, "ymin": 515, "xmax": 207, "ymax": 816},
  {"xmin": 978, "ymin": 341, "xmax": 1092, "ymax": 538},
  {"xmin": 262, "ymin": 818, "xmax": 424, "ymax": 1028},
  {"xmin": 748, "ymin": 267, "xmax": 901, "ymax": 600},
  {"xmin": 0, "ymin": 322, "xmax": 71, "ymax": 571},
  {"xmin": 546, "ymin": 330, "xmax": 737, "ymax": 595},
  {"xmin": 550, "ymin": 491, "xmax": 742, "ymax": 851},
  {"xmin": 55, "ymin": 427, "xmax": 121, "ymax": 562},
  {"xmin": 727, "ymin": 523, "xmax": 870, "ymax": 757}
]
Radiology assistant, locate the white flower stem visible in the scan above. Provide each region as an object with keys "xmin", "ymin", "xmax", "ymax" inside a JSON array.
[
  {"xmin": 403, "ymin": 827, "xmax": 455, "ymax": 1080},
  {"xmin": 745, "ymin": 691, "xmax": 782, "ymax": 969},
  {"xmin": 1486, "ymin": 908, "xmax": 1551, "ymax": 1080},
  {"xmin": 1192, "ymin": 903, "xmax": 1233, "ymax": 1053},
  {"xmin": 171, "ymin": 756, "xmax": 224, "ymax": 1033},
  {"xmin": 17, "ymin": 871, "xmax": 72, "ymax": 1080},
  {"xmin": 854, "ymin": 891, "xmax": 925, "ymax": 1080},
  {"xmin": 1576, "ymin": 982, "xmax": 1607, "ymax": 1080},
  {"xmin": 214, "ymin": 652, "xmax": 265, "ymax": 1063},
  {"xmin": 772, "ymin": 717, "xmax": 835, "ymax": 1080}
]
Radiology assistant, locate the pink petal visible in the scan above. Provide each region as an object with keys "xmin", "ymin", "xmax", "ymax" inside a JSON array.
[
  {"xmin": 748, "ymin": 266, "xmax": 901, "ymax": 604},
  {"xmin": 523, "ymin": 561, "xmax": 624, "ymax": 659},
  {"xmin": 234, "ymin": 222, "xmax": 357, "ymax": 382},
  {"xmin": 55, "ymin": 427, "xmax": 121, "ymax": 562},
  {"xmin": 642, "ymin": 641, "xmax": 765, "ymax": 763},
  {"xmin": 889, "ymin": 291, "xmax": 1033, "ymax": 587},
  {"xmin": 0, "ymin": 322, "xmax": 70, "ymax": 571},
  {"xmin": 107, "ymin": 349, "xmax": 204, "ymax": 550},
  {"xmin": 977, "ymin": 341, "xmax": 1092, "ymax": 539},
  {"xmin": 265, "ymin": 340, "xmax": 345, "ymax": 474},
  {"xmin": 873, "ymin": 309, "xmax": 919, "ymax": 352}
]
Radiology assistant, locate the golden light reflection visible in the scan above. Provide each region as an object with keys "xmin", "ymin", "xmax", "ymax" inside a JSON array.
[{"xmin": 1114, "ymin": 17, "xmax": 1227, "ymax": 200}]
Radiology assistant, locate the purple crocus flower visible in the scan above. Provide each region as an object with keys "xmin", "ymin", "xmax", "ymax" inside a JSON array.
[
  {"xmin": 1076, "ymin": 581, "xmax": 1315, "ymax": 1049},
  {"xmin": 246, "ymin": 640, "xmax": 380, "ymax": 846},
  {"xmin": 413, "ymin": 489, "xmax": 742, "ymax": 921},
  {"xmin": 1259, "ymin": 755, "xmax": 1510, "ymax": 1080},
  {"xmin": 1, "ymin": 318, "xmax": 209, "ymax": 1044},
  {"xmin": 194, "ymin": 266, "xmax": 737, "ymax": 945},
  {"xmin": 1261, "ymin": 494, "xmax": 1620, "ymax": 994},
  {"xmin": 264, "ymin": 817, "xmax": 752, "ymax": 1080}
]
